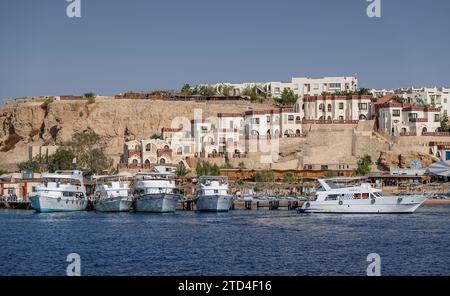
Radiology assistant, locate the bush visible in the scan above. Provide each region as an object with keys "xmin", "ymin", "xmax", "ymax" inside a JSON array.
[
  {"xmin": 354, "ymin": 155, "xmax": 372, "ymax": 176},
  {"xmin": 253, "ymin": 170, "xmax": 275, "ymax": 182},
  {"xmin": 283, "ymin": 172, "xmax": 298, "ymax": 183}
]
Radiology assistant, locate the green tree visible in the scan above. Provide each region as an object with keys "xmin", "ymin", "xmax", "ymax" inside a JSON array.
[
  {"xmin": 84, "ymin": 92, "xmax": 96, "ymax": 104},
  {"xmin": 357, "ymin": 88, "xmax": 372, "ymax": 95},
  {"xmin": 68, "ymin": 131, "xmax": 113, "ymax": 175},
  {"xmin": 47, "ymin": 148, "xmax": 76, "ymax": 172},
  {"xmin": 181, "ymin": 84, "xmax": 193, "ymax": 95},
  {"xmin": 17, "ymin": 159, "xmax": 41, "ymax": 173},
  {"xmin": 150, "ymin": 133, "xmax": 162, "ymax": 140},
  {"xmin": 175, "ymin": 163, "xmax": 189, "ymax": 177},
  {"xmin": 440, "ymin": 115, "xmax": 450, "ymax": 132},
  {"xmin": 354, "ymin": 155, "xmax": 372, "ymax": 176},
  {"xmin": 196, "ymin": 161, "xmax": 220, "ymax": 176},
  {"xmin": 280, "ymin": 89, "xmax": 298, "ymax": 105},
  {"xmin": 238, "ymin": 162, "xmax": 246, "ymax": 170}
]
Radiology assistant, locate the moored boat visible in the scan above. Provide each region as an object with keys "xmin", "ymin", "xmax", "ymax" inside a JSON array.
[
  {"xmin": 133, "ymin": 172, "xmax": 182, "ymax": 213},
  {"xmin": 196, "ymin": 176, "xmax": 233, "ymax": 212},
  {"xmin": 29, "ymin": 170, "xmax": 88, "ymax": 213},
  {"xmin": 299, "ymin": 179, "xmax": 427, "ymax": 214},
  {"xmin": 93, "ymin": 174, "xmax": 133, "ymax": 212}
]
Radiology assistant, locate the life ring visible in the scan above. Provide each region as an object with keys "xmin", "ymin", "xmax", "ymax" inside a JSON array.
[
  {"xmin": 397, "ymin": 197, "xmax": 403, "ymax": 204},
  {"xmin": 339, "ymin": 200, "xmax": 343, "ymax": 206},
  {"xmin": 371, "ymin": 198, "xmax": 376, "ymax": 205},
  {"xmin": 305, "ymin": 202, "xmax": 310, "ymax": 208},
  {"xmin": 57, "ymin": 197, "xmax": 61, "ymax": 202}
]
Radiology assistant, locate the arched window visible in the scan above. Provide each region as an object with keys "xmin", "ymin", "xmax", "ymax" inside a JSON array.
[
  {"xmin": 319, "ymin": 104, "xmax": 324, "ymax": 111},
  {"xmin": 145, "ymin": 159, "xmax": 150, "ymax": 165},
  {"xmin": 146, "ymin": 144, "xmax": 151, "ymax": 152},
  {"xmin": 132, "ymin": 159, "xmax": 138, "ymax": 165},
  {"xmin": 401, "ymin": 127, "xmax": 407, "ymax": 133},
  {"xmin": 327, "ymin": 116, "xmax": 332, "ymax": 121},
  {"xmin": 327, "ymin": 104, "xmax": 332, "ymax": 112},
  {"xmin": 164, "ymin": 145, "xmax": 170, "ymax": 150},
  {"xmin": 422, "ymin": 127, "xmax": 428, "ymax": 133},
  {"xmin": 159, "ymin": 158, "xmax": 166, "ymax": 164},
  {"xmin": 296, "ymin": 129, "xmax": 301, "ymax": 135},
  {"xmin": 177, "ymin": 147, "xmax": 183, "ymax": 155},
  {"xmin": 359, "ymin": 114, "xmax": 367, "ymax": 120}
]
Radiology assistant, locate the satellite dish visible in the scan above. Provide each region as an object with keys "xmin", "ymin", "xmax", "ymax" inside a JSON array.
[
  {"xmin": 410, "ymin": 160, "xmax": 422, "ymax": 169},
  {"xmin": 428, "ymin": 161, "xmax": 450, "ymax": 177}
]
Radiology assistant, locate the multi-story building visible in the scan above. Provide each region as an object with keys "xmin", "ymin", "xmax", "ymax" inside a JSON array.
[
  {"xmin": 201, "ymin": 76, "xmax": 358, "ymax": 99},
  {"xmin": 300, "ymin": 95, "xmax": 374, "ymax": 121},
  {"xmin": 396, "ymin": 87, "xmax": 450, "ymax": 115},
  {"xmin": 378, "ymin": 101, "xmax": 441, "ymax": 137}
]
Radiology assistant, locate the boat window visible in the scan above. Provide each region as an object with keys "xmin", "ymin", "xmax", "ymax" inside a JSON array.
[
  {"xmin": 325, "ymin": 194, "xmax": 339, "ymax": 201},
  {"xmin": 362, "ymin": 193, "xmax": 369, "ymax": 199}
]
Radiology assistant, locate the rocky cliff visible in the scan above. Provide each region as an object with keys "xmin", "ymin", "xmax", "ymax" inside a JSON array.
[{"xmin": 0, "ymin": 99, "xmax": 275, "ymax": 171}]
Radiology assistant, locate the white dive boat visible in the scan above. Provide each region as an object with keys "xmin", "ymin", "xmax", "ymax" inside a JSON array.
[
  {"xmin": 93, "ymin": 175, "xmax": 133, "ymax": 212},
  {"xmin": 196, "ymin": 176, "xmax": 233, "ymax": 212},
  {"xmin": 133, "ymin": 173, "xmax": 182, "ymax": 213},
  {"xmin": 29, "ymin": 170, "xmax": 87, "ymax": 213},
  {"xmin": 299, "ymin": 179, "xmax": 427, "ymax": 214}
]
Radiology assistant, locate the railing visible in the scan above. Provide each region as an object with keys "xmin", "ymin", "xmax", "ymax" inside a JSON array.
[
  {"xmin": 422, "ymin": 132, "xmax": 450, "ymax": 137},
  {"xmin": 409, "ymin": 118, "xmax": 428, "ymax": 123},
  {"xmin": 301, "ymin": 120, "xmax": 359, "ymax": 124}
]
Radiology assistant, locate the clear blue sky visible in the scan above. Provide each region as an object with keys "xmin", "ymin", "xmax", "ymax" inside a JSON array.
[{"xmin": 1, "ymin": 0, "xmax": 449, "ymax": 102}]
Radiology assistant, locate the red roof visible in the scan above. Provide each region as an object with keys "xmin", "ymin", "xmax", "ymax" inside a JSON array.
[{"xmin": 375, "ymin": 93, "xmax": 396, "ymax": 105}]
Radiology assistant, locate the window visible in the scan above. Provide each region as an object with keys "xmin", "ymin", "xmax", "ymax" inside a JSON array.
[
  {"xmin": 252, "ymin": 118, "xmax": 260, "ymax": 124},
  {"xmin": 267, "ymin": 116, "xmax": 271, "ymax": 123},
  {"xmin": 408, "ymin": 113, "xmax": 418, "ymax": 119},
  {"xmin": 329, "ymin": 83, "xmax": 341, "ymax": 89},
  {"xmin": 319, "ymin": 104, "xmax": 325, "ymax": 111},
  {"xmin": 339, "ymin": 116, "xmax": 344, "ymax": 120},
  {"xmin": 358, "ymin": 103, "xmax": 368, "ymax": 110},
  {"xmin": 327, "ymin": 104, "xmax": 332, "ymax": 112},
  {"xmin": 288, "ymin": 115, "xmax": 294, "ymax": 121},
  {"xmin": 339, "ymin": 103, "xmax": 344, "ymax": 110},
  {"xmin": 393, "ymin": 110, "xmax": 401, "ymax": 117},
  {"xmin": 435, "ymin": 114, "xmax": 440, "ymax": 122}
]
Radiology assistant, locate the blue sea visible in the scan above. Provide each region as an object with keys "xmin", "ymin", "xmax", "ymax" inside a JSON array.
[{"xmin": 0, "ymin": 206, "xmax": 449, "ymax": 276}]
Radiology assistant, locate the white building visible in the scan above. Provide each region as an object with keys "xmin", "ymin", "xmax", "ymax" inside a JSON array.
[
  {"xmin": 378, "ymin": 101, "xmax": 441, "ymax": 137},
  {"xmin": 201, "ymin": 76, "xmax": 358, "ymax": 99},
  {"xmin": 397, "ymin": 87, "xmax": 450, "ymax": 115},
  {"xmin": 300, "ymin": 95, "xmax": 374, "ymax": 121}
]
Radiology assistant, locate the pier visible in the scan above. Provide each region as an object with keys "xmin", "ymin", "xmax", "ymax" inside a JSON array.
[{"xmin": 0, "ymin": 197, "xmax": 31, "ymax": 210}]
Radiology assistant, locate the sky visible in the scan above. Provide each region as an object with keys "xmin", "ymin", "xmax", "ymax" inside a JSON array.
[{"xmin": 0, "ymin": 0, "xmax": 450, "ymax": 102}]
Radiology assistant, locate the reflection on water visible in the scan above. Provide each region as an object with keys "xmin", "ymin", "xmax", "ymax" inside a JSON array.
[{"xmin": 0, "ymin": 207, "xmax": 449, "ymax": 275}]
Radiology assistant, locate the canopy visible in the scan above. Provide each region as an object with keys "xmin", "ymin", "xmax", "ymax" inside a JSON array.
[{"xmin": 427, "ymin": 161, "xmax": 450, "ymax": 177}]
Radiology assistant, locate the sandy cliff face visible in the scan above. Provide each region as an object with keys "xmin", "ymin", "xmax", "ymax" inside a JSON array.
[{"xmin": 0, "ymin": 99, "xmax": 274, "ymax": 171}]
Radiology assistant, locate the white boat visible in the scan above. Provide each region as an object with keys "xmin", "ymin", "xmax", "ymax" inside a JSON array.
[
  {"xmin": 93, "ymin": 175, "xmax": 133, "ymax": 212},
  {"xmin": 299, "ymin": 179, "xmax": 427, "ymax": 214},
  {"xmin": 196, "ymin": 176, "xmax": 233, "ymax": 212},
  {"xmin": 133, "ymin": 173, "xmax": 181, "ymax": 213},
  {"xmin": 29, "ymin": 170, "xmax": 87, "ymax": 213}
]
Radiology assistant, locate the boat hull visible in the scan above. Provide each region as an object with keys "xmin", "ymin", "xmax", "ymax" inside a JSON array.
[
  {"xmin": 299, "ymin": 195, "xmax": 427, "ymax": 214},
  {"xmin": 94, "ymin": 196, "xmax": 132, "ymax": 212},
  {"xmin": 197, "ymin": 195, "xmax": 233, "ymax": 212},
  {"xmin": 30, "ymin": 195, "xmax": 88, "ymax": 213},
  {"xmin": 135, "ymin": 193, "xmax": 180, "ymax": 213}
]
